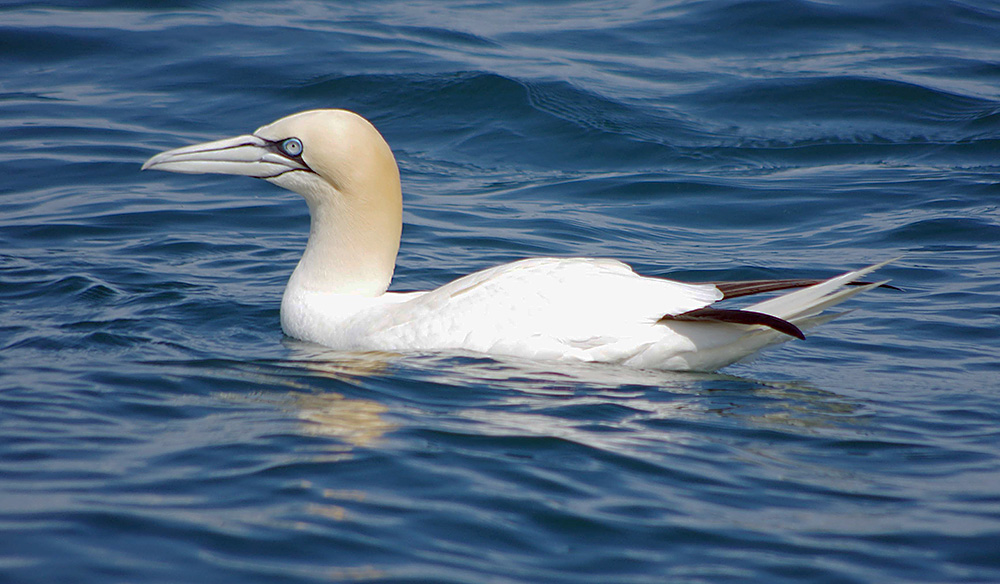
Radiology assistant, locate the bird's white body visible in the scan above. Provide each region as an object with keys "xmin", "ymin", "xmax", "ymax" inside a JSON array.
[
  {"xmin": 281, "ymin": 257, "xmax": 722, "ymax": 369},
  {"xmin": 143, "ymin": 109, "xmax": 892, "ymax": 371}
]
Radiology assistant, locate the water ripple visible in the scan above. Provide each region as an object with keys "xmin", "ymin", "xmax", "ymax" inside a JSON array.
[{"xmin": 2, "ymin": 1, "xmax": 1000, "ymax": 583}]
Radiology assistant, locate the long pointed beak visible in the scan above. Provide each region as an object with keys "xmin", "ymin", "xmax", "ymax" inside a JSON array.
[{"xmin": 141, "ymin": 134, "xmax": 308, "ymax": 178}]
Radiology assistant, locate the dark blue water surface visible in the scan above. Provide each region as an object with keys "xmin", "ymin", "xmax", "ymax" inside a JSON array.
[{"xmin": 3, "ymin": 1, "xmax": 1000, "ymax": 582}]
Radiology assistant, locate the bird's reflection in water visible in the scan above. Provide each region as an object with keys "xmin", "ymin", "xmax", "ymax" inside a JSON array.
[
  {"xmin": 291, "ymin": 391, "xmax": 394, "ymax": 448},
  {"xmin": 275, "ymin": 345, "xmax": 401, "ymax": 448},
  {"xmin": 210, "ymin": 345, "xmax": 400, "ymax": 449},
  {"xmin": 262, "ymin": 340, "xmax": 870, "ymax": 459}
]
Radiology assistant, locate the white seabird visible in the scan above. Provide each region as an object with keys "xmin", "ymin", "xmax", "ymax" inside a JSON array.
[{"xmin": 143, "ymin": 109, "xmax": 892, "ymax": 371}]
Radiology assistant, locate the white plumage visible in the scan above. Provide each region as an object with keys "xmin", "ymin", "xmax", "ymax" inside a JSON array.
[{"xmin": 143, "ymin": 109, "xmax": 892, "ymax": 371}]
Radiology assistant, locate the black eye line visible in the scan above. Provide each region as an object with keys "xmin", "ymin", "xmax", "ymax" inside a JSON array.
[{"xmin": 262, "ymin": 138, "xmax": 315, "ymax": 173}]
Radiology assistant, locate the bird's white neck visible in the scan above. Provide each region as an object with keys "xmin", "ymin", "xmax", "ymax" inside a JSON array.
[{"xmin": 286, "ymin": 191, "xmax": 401, "ymax": 297}]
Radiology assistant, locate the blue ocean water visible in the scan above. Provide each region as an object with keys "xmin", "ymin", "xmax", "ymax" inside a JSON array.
[{"xmin": 2, "ymin": 1, "xmax": 1000, "ymax": 582}]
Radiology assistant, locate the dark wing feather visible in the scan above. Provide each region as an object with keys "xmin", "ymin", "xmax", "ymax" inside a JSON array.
[
  {"xmin": 711, "ymin": 279, "xmax": 829, "ymax": 299},
  {"xmin": 657, "ymin": 307, "xmax": 805, "ymax": 340},
  {"xmin": 709, "ymin": 279, "xmax": 900, "ymax": 300}
]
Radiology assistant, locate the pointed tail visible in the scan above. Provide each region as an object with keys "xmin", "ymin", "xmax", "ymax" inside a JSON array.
[
  {"xmin": 642, "ymin": 259, "xmax": 897, "ymax": 371},
  {"xmin": 745, "ymin": 258, "xmax": 897, "ymax": 325}
]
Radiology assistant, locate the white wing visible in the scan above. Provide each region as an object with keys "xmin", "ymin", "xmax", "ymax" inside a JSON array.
[{"xmin": 306, "ymin": 258, "xmax": 722, "ymax": 362}]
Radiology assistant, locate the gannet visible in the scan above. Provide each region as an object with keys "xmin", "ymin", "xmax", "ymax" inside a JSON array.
[{"xmin": 142, "ymin": 109, "xmax": 893, "ymax": 371}]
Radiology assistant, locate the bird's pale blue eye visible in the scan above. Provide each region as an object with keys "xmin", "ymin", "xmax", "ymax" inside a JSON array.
[{"xmin": 280, "ymin": 138, "xmax": 303, "ymax": 157}]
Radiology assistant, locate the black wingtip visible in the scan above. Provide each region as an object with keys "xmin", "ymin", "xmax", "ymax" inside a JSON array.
[
  {"xmin": 658, "ymin": 307, "xmax": 806, "ymax": 340},
  {"xmin": 710, "ymin": 279, "xmax": 902, "ymax": 300}
]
